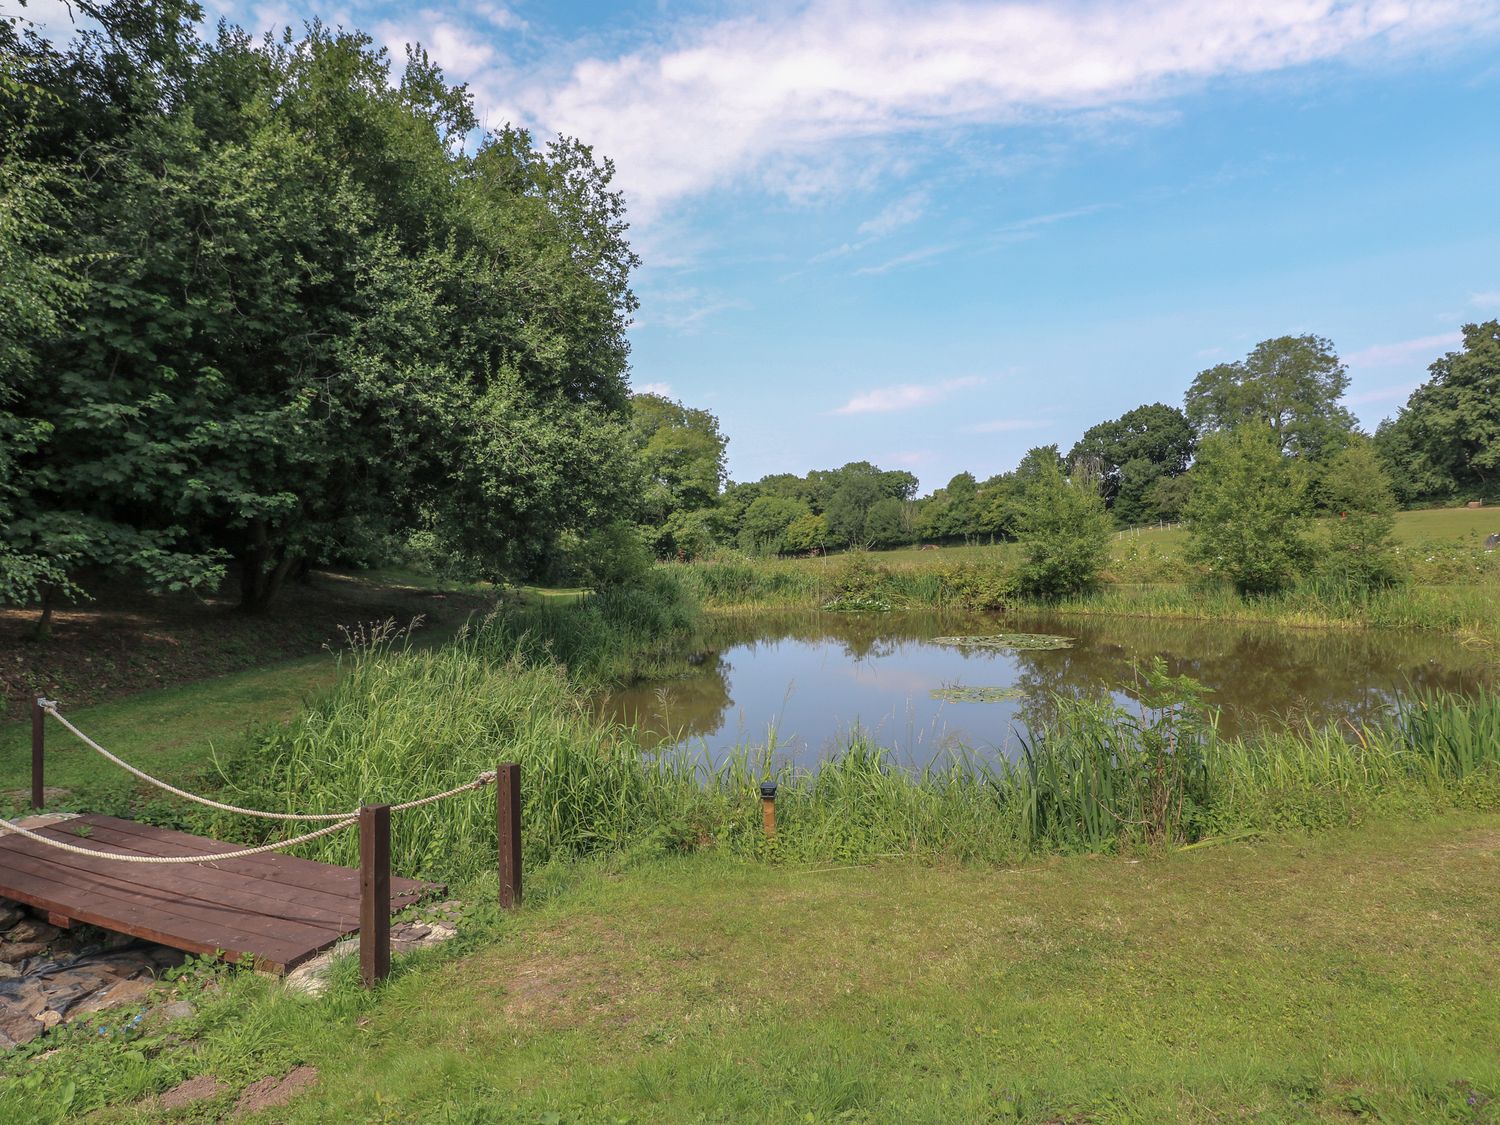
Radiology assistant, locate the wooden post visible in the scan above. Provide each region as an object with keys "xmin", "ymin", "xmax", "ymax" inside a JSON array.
[
  {"xmin": 497, "ymin": 762, "xmax": 522, "ymax": 908},
  {"xmin": 760, "ymin": 781, "xmax": 777, "ymax": 839},
  {"xmin": 31, "ymin": 697, "xmax": 45, "ymax": 810},
  {"xmin": 359, "ymin": 803, "xmax": 391, "ymax": 988}
]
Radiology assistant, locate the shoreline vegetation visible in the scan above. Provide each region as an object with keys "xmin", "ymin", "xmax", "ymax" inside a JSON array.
[{"xmin": 670, "ymin": 508, "xmax": 1500, "ymax": 648}]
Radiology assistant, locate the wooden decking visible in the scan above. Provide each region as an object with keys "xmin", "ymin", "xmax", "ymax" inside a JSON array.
[{"xmin": 0, "ymin": 814, "xmax": 436, "ymax": 973}]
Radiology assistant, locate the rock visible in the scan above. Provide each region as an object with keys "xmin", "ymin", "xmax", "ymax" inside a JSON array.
[
  {"xmin": 233, "ymin": 1066, "xmax": 319, "ymax": 1115},
  {"xmin": 0, "ymin": 1010, "xmax": 42, "ymax": 1048},
  {"xmin": 71, "ymin": 977, "xmax": 156, "ymax": 1017},
  {"xmin": 390, "ymin": 922, "xmax": 431, "ymax": 943},
  {"xmin": 157, "ymin": 1000, "xmax": 196, "ymax": 1022},
  {"xmin": 38, "ymin": 1009, "xmax": 62, "ymax": 1030},
  {"xmin": 0, "ymin": 903, "xmax": 22, "ymax": 930},
  {"xmin": 282, "ymin": 953, "xmax": 333, "ymax": 997},
  {"xmin": 5, "ymin": 920, "xmax": 61, "ymax": 945},
  {"xmin": 159, "ymin": 1074, "xmax": 224, "ymax": 1110},
  {"xmin": 0, "ymin": 942, "xmax": 47, "ymax": 964}
]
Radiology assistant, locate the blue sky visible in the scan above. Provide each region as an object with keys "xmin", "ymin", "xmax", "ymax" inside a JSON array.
[{"xmin": 25, "ymin": 0, "xmax": 1500, "ymax": 490}]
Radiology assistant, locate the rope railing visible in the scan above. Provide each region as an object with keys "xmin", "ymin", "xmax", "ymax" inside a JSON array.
[
  {"xmin": 5, "ymin": 699, "xmax": 498, "ymax": 866},
  {"xmin": 12, "ymin": 696, "xmax": 523, "ymax": 987},
  {"xmin": 0, "ymin": 813, "xmax": 358, "ymax": 863},
  {"xmin": 35, "ymin": 698, "xmax": 496, "ymax": 821}
]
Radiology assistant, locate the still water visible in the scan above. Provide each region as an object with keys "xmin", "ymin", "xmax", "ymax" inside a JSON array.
[{"xmin": 599, "ymin": 611, "xmax": 1496, "ymax": 768}]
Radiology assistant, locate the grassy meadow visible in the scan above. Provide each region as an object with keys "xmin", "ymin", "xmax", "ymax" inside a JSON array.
[{"xmin": 673, "ymin": 505, "xmax": 1500, "ymax": 645}]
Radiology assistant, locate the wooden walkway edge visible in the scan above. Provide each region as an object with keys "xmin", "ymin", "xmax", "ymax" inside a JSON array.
[{"xmin": 0, "ymin": 814, "xmax": 437, "ymax": 973}]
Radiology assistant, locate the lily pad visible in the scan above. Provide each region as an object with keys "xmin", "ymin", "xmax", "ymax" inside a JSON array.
[
  {"xmin": 929, "ymin": 685, "xmax": 1025, "ymax": 704},
  {"xmin": 932, "ymin": 633, "xmax": 1074, "ymax": 651}
]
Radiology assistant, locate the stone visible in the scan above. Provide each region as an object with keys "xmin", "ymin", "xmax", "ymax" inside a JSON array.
[
  {"xmin": 0, "ymin": 903, "xmax": 22, "ymax": 930},
  {"xmin": 159, "ymin": 1074, "xmax": 224, "ymax": 1110},
  {"xmin": 0, "ymin": 942, "xmax": 47, "ymax": 964},
  {"xmin": 73, "ymin": 977, "xmax": 153, "ymax": 1015},
  {"xmin": 37, "ymin": 1009, "xmax": 61, "ymax": 1030},
  {"xmin": 0, "ymin": 1010, "xmax": 42, "ymax": 1048},
  {"xmin": 5, "ymin": 920, "xmax": 61, "ymax": 945},
  {"xmin": 157, "ymin": 1000, "xmax": 196, "ymax": 1022},
  {"xmin": 0, "ymin": 961, "xmax": 17, "ymax": 980},
  {"xmin": 282, "ymin": 953, "xmax": 333, "ymax": 997}
]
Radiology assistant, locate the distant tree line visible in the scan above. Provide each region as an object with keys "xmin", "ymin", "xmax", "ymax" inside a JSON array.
[
  {"xmin": 632, "ymin": 325, "xmax": 1500, "ymax": 582},
  {"xmin": 2, "ymin": 1, "xmax": 642, "ymax": 630}
]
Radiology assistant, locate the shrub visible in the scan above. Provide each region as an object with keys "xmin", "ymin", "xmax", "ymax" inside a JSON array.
[
  {"xmin": 1185, "ymin": 424, "xmax": 1313, "ymax": 595},
  {"xmin": 1014, "ymin": 459, "xmax": 1113, "ymax": 598}
]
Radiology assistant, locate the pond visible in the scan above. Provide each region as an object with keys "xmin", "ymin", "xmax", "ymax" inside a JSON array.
[{"xmin": 598, "ymin": 610, "xmax": 1496, "ymax": 768}]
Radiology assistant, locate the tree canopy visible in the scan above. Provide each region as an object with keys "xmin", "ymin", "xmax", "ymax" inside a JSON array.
[
  {"xmin": 1185, "ymin": 335, "xmax": 1356, "ymax": 460},
  {"xmin": 0, "ymin": 2, "xmax": 640, "ymax": 613},
  {"xmin": 1385, "ymin": 321, "xmax": 1500, "ymax": 500}
]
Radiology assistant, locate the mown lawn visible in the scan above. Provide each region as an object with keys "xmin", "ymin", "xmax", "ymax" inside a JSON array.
[{"xmin": 16, "ymin": 812, "xmax": 1489, "ymax": 1123}]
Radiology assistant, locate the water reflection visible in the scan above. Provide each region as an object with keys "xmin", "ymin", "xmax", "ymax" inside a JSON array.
[{"xmin": 598, "ymin": 610, "xmax": 1495, "ymax": 768}]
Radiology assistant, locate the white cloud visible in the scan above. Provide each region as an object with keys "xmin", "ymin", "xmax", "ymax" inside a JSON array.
[
  {"xmin": 1345, "ymin": 332, "xmax": 1462, "ymax": 368},
  {"xmin": 503, "ymin": 0, "xmax": 1500, "ymax": 218},
  {"xmin": 833, "ymin": 376, "xmax": 984, "ymax": 415},
  {"xmin": 635, "ymin": 382, "xmax": 674, "ymax": 397},
  {"xmin": 857, "ymin": 192, "xmax": 929, "ymax": 238},
  {"xmin": 960, "ymin": 418, "xmax": 1051, "ymax": 434},
  {"xmin": 633, "ymin": 286, "xmax": 749, "ymax": 332},
  {"xmin": 1471, "ymin": 291, "xmax": 1500, "ymax": 309},
  {"xmin": 854, "ymin": 244, "xmax": 954, "ymax": 276}
]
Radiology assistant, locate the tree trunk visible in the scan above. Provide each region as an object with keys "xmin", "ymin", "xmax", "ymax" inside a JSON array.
[
  {"xmin": 237, "ymin": 519, "xmax": 300, "ymax": 613},
  {"xmin": 32, "ymin": 585, "xmax": 54, "ymax": 641}
]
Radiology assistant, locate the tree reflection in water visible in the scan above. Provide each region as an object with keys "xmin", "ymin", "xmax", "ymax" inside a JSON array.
[{"xmin": 597, "ymin": 609, "xmax": 1494, "ymax": 768}]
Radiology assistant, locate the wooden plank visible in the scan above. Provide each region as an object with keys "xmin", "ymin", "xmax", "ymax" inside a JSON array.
[
  {"xmin": 0, "ymin": 854, "xmax": 309, "ymax": 970},
  {"xmin": 0, "ymin": 830, "xmax": 346, "ymax": 942},
  {"xmin": 69, "ymin": 820, "xmax": 370, "ymax": 926},
  {"xmin": 0, "ymin": 815, "xmax": 440, "ymax": 973},
  {"xmin": 79, "ymin": 816, "xmax": 432, "ymax": 903},
  {"xmin": 0, "ymin": 846, "xmax": 332, "ymax": 967}
]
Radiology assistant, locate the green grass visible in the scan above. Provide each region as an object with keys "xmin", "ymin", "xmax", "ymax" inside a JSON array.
[
  {"xmin": 5, "ymin": 583, "xmax": 1500, "ymax": 1120},
  {"xmin": 5, "ymin": 813, "xmax": 1498, "ymax": 1122},
  {"xmin": 676, "ymin": 504, "xmax": 1500, "ymax": 644},
  {"xmin": 0, "ymin": 655, "xmax": 336, "ymax": 814}
]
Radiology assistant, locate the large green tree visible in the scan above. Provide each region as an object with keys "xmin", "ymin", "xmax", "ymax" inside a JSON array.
[
  {"xmin": 1014, "ymin": 459, "xmax": 1113, "ymax": 599},
  {"xmin": 2, "ymin": 3, "xmax": 641, "ymax": 614},
  {"xmin": 1069, "ymin": 403, "xmax": 1194, "ymax": 526},
  {"xmin": 1185, "ymin": 335, "xmax": 1356, "ymax": 460},
  {"xmin": 630, "ymin": 392, "xmax": 727, "ymax": 558},
  {"xmin": 1391, "ymin": 321, "xmax": 1500, "ymax": 499}
]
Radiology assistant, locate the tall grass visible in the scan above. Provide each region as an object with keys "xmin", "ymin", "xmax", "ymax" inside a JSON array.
[
  {"xmin": 203, "ymin": 593, "xmax": 1500, "ymax": 885},
  {"xmin": 675, "ymin": 549, "xmax": 1500, "ymax": 646}
]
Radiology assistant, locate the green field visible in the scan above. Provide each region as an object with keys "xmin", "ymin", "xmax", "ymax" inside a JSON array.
[
  {"xmin": 5, "ymin": 814, "xmax": 1498, "ymax": 1122},
  {"xmin": 820, "ymin": 504, "xmax": 1498, "ymax": 568}
]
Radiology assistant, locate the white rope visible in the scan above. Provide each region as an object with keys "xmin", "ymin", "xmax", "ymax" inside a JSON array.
[
  {"xmin": 40, "ymin": 700, "xmax": 354, "ymax": 821},
  {"xmin": 0, "ymin": 815, "xmax": 357, "ymax": 864},
  {"xmin": 36, "ymin": 699, "xmax": 499, "ymax": 820},
  {"xmin": 389, "ymin": 771, "xmax": 497, "ymax": 812}
]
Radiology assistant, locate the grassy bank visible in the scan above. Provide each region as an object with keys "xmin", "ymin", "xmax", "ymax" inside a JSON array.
[
  {"xmin": 672, "ymin": 505, "xmax": 1500, "ymax": 645},
  {"xmin": 4, "ymin": 813, "xmax": 1498, "ymax": 1122}
]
